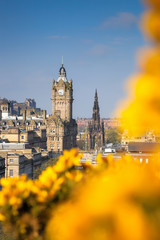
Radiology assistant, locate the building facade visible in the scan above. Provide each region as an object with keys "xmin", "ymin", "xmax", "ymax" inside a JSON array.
[
  {"xmin": 121, "ymin": 130, "xmax": 159, "ymax": 151},
  {"xmin": 47, "ymin": 64, "xmax": 77, "ymax": 152},
  {"xmin": 0, "ymin": 98, "xmax": 40, "ymax": 117},
  {"xmin": 88, "ymin": 90, "xmax": 105, "ymax": 150},
  {"xmin": 0, "ymin": 99, "xmax": 10, "ymax": 118}
]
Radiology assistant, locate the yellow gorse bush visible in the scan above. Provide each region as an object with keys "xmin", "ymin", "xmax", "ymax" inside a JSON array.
[
  {"xmin": 118, "ymin": 0, "xmax": 160, "ymax": 136},
  {"xmin": 0, "ymin": 149, "xmax": 85, "ymax": 240},
  {"xmin": 46, "ymin": 156, "xmax": 160, "ymax": 240}
]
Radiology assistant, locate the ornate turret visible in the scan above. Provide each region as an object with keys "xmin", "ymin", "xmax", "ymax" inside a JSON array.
[
  {"xmin": 57, "ymin": 58, "xmax": 68, "ymax": 82},
  {"xmin": 59, "ymin": 64, "xmax": 66, "ymax": 77}
]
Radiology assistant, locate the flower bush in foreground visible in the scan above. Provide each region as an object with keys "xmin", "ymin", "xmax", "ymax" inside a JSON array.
[
  {"xmin": 118, "ymin": 0, "xmax": 160, "ymax": 136},
  {"xmin": 1, "ymin": 152, "xmax": 160, "ymax": 240},
  {"xmin": 46, "ymin": 155, "xmax": 160, "ymax": 240},
  {"xmin": 0, "ymin": 149, "xmax": 84, "ymax": 240}
]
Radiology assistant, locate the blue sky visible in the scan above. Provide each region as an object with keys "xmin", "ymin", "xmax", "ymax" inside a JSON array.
[{"xmin": 0, "ymin": 0, "xmax": 147, "ymax": 118}]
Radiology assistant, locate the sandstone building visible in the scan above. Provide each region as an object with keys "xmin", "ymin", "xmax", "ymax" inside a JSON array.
[
  {"xmin": 88, "ymin": 90, "xmax": 105, "ymax": 150},
  {"xmin": 47, "ymin": 64, "xmax": 77, "ymax": 152},
  {"xmin": 0, "ymin": 143, "xmax": 52, "ymax": 178},
  {"xmin": 0, "ymin": 98, "xmax": 40, "ymax": 117},
  {"xmin": 0, "ymin": 99, "xmax": 10, "ymax": 118},
  {"xmin": 0, "ymin": 108, "xmax": 49, "ymax": 178},
  {"xmin": 121, "ymin": 130, "xmax": 160, "ymax": 152}
]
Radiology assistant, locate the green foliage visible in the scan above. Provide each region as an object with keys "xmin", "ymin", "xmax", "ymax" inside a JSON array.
[
  {"xmin": 77, "ymin": 129, "xmax": 88, "ymax": 150},
  {"xmin": 77, "ymin": 140, "xmax": 85, "ymax": 150},
  {"xmin": 105, "ymin": 128, "xmax": 121, "ymax": 145}
]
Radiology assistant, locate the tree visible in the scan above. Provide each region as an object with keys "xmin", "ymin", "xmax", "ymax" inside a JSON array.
[
  {"xmin": 77, "ymin": 129, "xmax": 88, "ymax": 150},
  {"xmin": 105, "ymin": 128, "xmax": 121, "ymax": 145}
]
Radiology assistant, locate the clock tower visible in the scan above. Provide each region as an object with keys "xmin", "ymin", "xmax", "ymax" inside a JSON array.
[
  {"xmin": 52, "ymin": 64, "xmax": 73, "ymax": 121},
  {"xmin": 47, "ymin": 63, "xmax": 77, "ymax": 152}
]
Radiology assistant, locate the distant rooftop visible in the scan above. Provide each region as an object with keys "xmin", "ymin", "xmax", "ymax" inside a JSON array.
[{"xmin": 0, "ymin": 143, "xmax": 29, "ymax": 150}]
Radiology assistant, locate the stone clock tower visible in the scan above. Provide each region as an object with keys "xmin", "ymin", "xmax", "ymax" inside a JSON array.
[
  {"xmin": 47, "ymin": 63, "xmax": 77, "ymax": 152},
  {"xmin": 52, "ymin": 64, "xmax": 73, "ymax": 121}
]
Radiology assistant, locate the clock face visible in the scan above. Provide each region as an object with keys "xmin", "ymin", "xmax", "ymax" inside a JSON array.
[{"xmin": 58, "ymin": 89, "xmax": 64, "ymax": 96}]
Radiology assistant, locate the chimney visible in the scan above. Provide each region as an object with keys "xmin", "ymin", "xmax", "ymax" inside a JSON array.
[
  {"xmin": 43, "ymin": 110, "xmax": 46, "ymax": 123},
  {"xmin": 23, "ymin": 109, "xmax": 26, "ymax": 122}
]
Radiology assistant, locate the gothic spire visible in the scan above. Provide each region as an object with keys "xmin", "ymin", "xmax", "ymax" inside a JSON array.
[
  {"xmin": 93, "ymin": 89, "xmax": 99, "ymax": 111},
  {"xmin": 92, "ymin": 89, "xmax": 100, "ymax": 128},
  {"xmin": 95, "ymin": 88, "xmax": 98, "ymax": 99}
]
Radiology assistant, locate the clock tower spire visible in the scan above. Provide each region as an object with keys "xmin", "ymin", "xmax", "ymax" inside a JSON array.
[{"xmin": 52, "ymin": 64, "xmax": 73, "ymax": 121}]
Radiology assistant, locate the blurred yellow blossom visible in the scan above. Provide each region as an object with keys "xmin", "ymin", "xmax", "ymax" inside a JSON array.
[
  {"xmin": 118, "ymin": 0, "xmax": 160, "ymax": 137},
  {"xmin": 142, "ymin": 10, "xmax": 160, "ymax": 41},
  {"xmin": 46, "ymin": 158, "xmax": 160, "ymax": 240},
  {"xmin": 0, "ymin": 148, "xmax": 85, "ymax": 240}
]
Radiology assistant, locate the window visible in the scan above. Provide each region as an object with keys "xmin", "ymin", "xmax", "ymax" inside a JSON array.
[
  {"xmin": 50, "ymin": 129, "xmax": 55, "ymax": 133},
  {"xmin": 50, "ymin": 144, "xmax": 54, "ymax": 149},
  {"xmin": 10, "ymin": 159, "xmax": 14, "ymax": 163},
  {"xmin": 50, "ymin": 137, "xmax": 54, "ymax": 141},
  {"xmin": 9, "ymin": 169, "xmax": 13, "ymax": 177},
  {"xmin": 57, "ymin": 137, "xmax": 59, "ymax": 141},
  {"xmin": 21, "ymin": 136, "xmax": 24, "ymax": 139}
]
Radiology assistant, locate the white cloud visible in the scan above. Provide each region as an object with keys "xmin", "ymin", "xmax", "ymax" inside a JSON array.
[
  {"xmin": 48, "ymin": 35, "xmax": 69, "ymax": 39},
  {"xmin": 89, "ymin": 44, "xmax": 109, "ymax": 56},
  {"xmin": 100, "ymin": 12, "xmax": 139, "ymax": 29}
]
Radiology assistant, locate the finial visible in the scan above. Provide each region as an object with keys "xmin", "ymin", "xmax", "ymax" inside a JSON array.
[
  {"xmin": 95, "ymin": 89, "xmax": 98, "ymax": 98},
  {"xmin": 62, "ymin": 56, "xmax": 63, "ymax": 66}
]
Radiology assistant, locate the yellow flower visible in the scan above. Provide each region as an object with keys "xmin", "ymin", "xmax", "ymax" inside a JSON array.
[
  {"xmin": 0, "ymin": 193, "xmax": 6, "ymax": 206},
  {"xmin": 54, "ymin": 149, "xmax": 83, "ymax": 173},
  {"xmin": 96, "ymin": 153, "xmax": 108, "ymax": 165},
  {"xmin": 38, "ymin": 167, "xmax": 57, "ymax": 188},
  {"xmin": 9, "ymin": 196, "xmax": 22, "ymax": 206},
  {"xmin": 0, "ymin": 213, "xmax": 5, "ymax": 221},
  {"xmin": 37, "ymin": 190, "xmax": 48, "ymax": 203},
  {"xmin": 53, "ymin": 177, "xmax": 65, "ymax": 191},
  {"xmin": 65, "ymin": 171, "xmax": 83, "ymax": 182}
]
